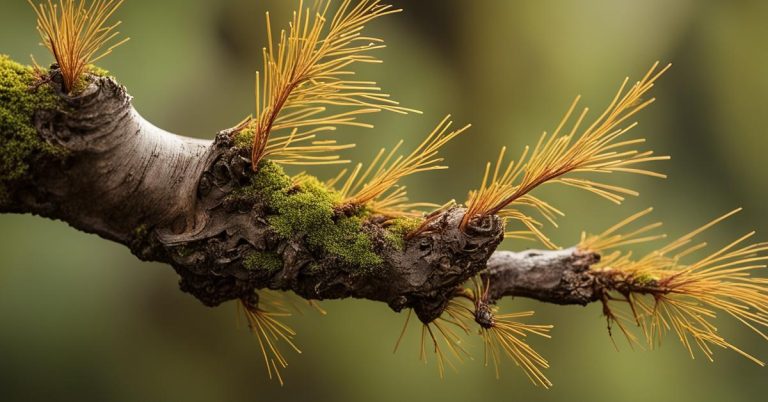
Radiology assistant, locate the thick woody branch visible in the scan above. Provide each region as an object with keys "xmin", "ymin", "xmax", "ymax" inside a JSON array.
[
  {"xmin": 0, "ymin": 65, "xmax": 507, "ymax": 323},
  {"xmin": 0, "ymin": 62, "xmax": 609, "ymax": 323}
]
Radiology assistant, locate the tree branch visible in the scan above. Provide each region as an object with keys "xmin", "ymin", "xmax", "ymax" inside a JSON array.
[
  {"xmin": 482, "ymin": 248, "xmax": 603, "ymax": 305},
  {"xmin": 0, "ymin": 62, "xmax": 608, "ymax": 324}
]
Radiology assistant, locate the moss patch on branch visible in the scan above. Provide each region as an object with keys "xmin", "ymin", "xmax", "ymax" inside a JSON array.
[
  {"xmin": 244, "ymin": 251, "xmax": 284, "ymax": 272},
  {"xmin": 383, "ymin": 217, "xmax": 422, "ymax": 250},
  {"xmin": 0, "ymin": 55, "xmax": 62, "ymax": 201},
  {"xmin": 233, "ymin": 126, "xmax": 255, "ymax": 149},
  {"xmin": 241, "ymin": 161, "xmax": 383, "ymax": 267},
  {"xmin": 86, "ymin": 64, "xmax": 110, "ymax": 78}
]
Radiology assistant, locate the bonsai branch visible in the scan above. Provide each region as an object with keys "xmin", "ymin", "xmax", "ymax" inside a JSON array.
[{"xmin": 0, "ymin": 64, "xmax": 609, "ymax": 324}]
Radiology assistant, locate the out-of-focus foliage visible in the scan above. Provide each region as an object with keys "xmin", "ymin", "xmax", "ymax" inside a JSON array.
[{"xmin": 1, "ymin": 1, "xmax": 767, "ymax": 401}]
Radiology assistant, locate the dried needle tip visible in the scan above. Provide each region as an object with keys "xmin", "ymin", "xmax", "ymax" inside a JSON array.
[
  {"xmin": 394, "ymin": 283, "xmax": 553, "ymax": 387},
  {"xmin": 583, "ymin": 208, "xmax": 768, "ymax": 365},
  {"xmin": 241, "ymin": 0, "xmax": 419, "ymax": 170},
  {"xmin": 238, "ymin": 292, "xmax": 302, "ymax": 386},
  {"xmin": 472, "ymin": 278, "xmax": 553, "ymax": 387},
  {"xmin": 394, "ymin": 301, "xmax": 472, "ymax": 379},
  {"xmin": 28, "ymin": 0, "xmax": 130, "ymax": 93},
  {"xmin": 463, "ymin": 62, "xmax": 671, "ymax": 247}
]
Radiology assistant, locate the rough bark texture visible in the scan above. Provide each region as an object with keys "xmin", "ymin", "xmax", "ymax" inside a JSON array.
[
  {"xmin": 1, "ymin": 66, "xmax": 608, "ymax": 323},
  {"xmin": 482, "ymin": 248, "xmax": 603, "ymax": 305}
]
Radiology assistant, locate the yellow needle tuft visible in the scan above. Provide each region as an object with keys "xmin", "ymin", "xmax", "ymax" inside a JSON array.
[
  {"xmin": 463, "ymin": 62, "xmax": 671, "ymax": 246},
  {"xmin": 28, "ymin": 0, "xmax": 129, "ymax": 93},
  {"xmin": 331, "ymin": 116, "xmax": 469, "ymax": 216},
  {"xmin": 393, "ymin": 300, "xmax": 473, "ymax": 379},
  {"xmin": 238, "ymin": 292, "xmax": 303, "ymax": 386},
  {"xmin": 242, "ymin": 0, "xmax": 419, "ymax": 170},
  {"xmin": 472, "ymin": 278, "xmax": 553, "ymax": 387},
  {"xmin": 581, "ymin": 209, "xmax": 768, "ymax": 365}
]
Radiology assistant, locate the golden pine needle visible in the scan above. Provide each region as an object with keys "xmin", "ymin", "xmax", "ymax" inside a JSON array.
[
  {"xmin": 330, "ymin": 116, "xmax": 469, "ymax": 215},
  {"xmin": 498, "ymin": 197, "xmax": 564, "ymax": 249},
  {"xmin": 264, "ymin": 128, "xmax": 356, "ymax": 166},
  {"xmin": 393, "ymin": 301, "xmax": 472, "ymax": 379},
  {"xmin": 462, "ymin": 63, "xmax": 671, "ymax": 244},
  {"xmin": 307, "ymin": 299, "xmax": 328, "ymax": 315},
  {"xmin": 582, "ymin": 209, "xmax": 768, "ymax": 365},
  {"xmin": 243, "ymin": 0, "xmax": 419, "ymax": 170},
  {"xmin": 259, "ymin": 289, "xmax": 328, "ymax": 316},
  {"xmin": 479, "ymin": 312, "xmax": 554, "ymax": 388},
  {"xmin": 364, "ymin": 185, "xmax": 440, "ymax": 218},
  {"xmin": 472, "ymin": 278, "xmax": 553, "ymax": 387},
  {"xmin": 28, "ymin": 0, "xmax": 129, "ymax": 93},
  {"xmin": 579, "ymin": 207, "xmax": 666, "ymax": 254},
  {"xmin": 392, "ymin": 283, "xmax": 552, "ymax": 384},
  {"xmin": 238, "ymin": 292, "xmax": 302, "ymax": 386},
  {"xmin": 328, "ymin": 169, "xmax": 440, "ymax": 217}
]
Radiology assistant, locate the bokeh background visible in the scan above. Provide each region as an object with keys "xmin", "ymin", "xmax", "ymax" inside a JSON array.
[{"xmin": 2, "ymin": 0, "xmax": 768, "ymax": 401}]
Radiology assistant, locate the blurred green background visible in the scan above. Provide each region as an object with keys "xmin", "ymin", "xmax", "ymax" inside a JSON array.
[{"xmin": 2, "ymin": 0, "xmax": 767, "ymax": 401}]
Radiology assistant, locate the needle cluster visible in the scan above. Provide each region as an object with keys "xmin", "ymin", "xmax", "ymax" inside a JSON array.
[
  {"xmin": 28, "ymin": 0, "xmax": 128, "ymax": 93},
  {"xmin": 581, "ymin": 209, "xmax": 768, "ymax": 365},
  {"xmin": 463, "ymin": 63, "xmax": 670, "ymax": 246},
  {"xmin": 242, "ymin": 0, "xmax": 417, "ymax": 170}
]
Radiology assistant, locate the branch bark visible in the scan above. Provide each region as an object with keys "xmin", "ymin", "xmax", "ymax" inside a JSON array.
[
  {"xmin": 1, "ymin": 65, "xmax": 606, "ymax": 323},
  {"xmin": 482, "ymin": 248, "xmax": 603, "ymax": 305}
]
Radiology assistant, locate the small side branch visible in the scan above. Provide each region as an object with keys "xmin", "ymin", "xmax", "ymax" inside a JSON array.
[{"xmin": 482, "ymin": 247, "xmax": 603, "ymax": 305}]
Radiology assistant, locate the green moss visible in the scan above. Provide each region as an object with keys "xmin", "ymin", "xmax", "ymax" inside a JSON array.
[
  {"xmin": 0, "ymin": 55, "xmax": 62, "ymax": 193},
  {"xmin": 383, "ymin": 217, "xmax": 422, "ymax": 250},
  {"xmin": 244, "ymin": 161, "xmax": 382, "ymax": 267},
  {"xmin": 233, "ymin": 127, "xmax": 254, "ymax": 149},
  {"xmin": 267, "ymin": 176, "xmax": 339, "ymax": 236},
  {"xmin": 133, "ymin": 224, "xmax": 149, "ymax": 241},
  {"xmin": 86, "ymin": 64, "xmax": 110, "ymax": 77},
  {"xmin": 307, "ymin": 214, "xmax": 382, "ymax": 267},
  {"xmin": 176, "ymin": 246, "xmax": 192, "ymax": 258},
  {"xmin": 633, "ymin": 272, "xmax": 659, "ymax": 286},
  {"xmin": 387, "ymin": 217, "xmax": 422, "ymax": 235},
  {"xmin": 243, "ymin": 159, "xmax": 292, "ymax": 197},
  {"xmin": 244, "ymin": 251, "xmax": 284, "ymax": 272}
]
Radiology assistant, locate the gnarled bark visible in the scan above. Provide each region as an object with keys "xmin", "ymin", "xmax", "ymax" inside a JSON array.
[{"xmin": 1, "ymin": 66, "xmax": 608, "ymax": 323}]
